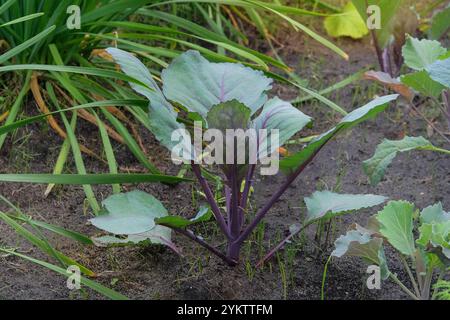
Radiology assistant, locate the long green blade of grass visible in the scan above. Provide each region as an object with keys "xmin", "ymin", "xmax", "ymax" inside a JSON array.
[
  {"xmin": 0, "ymin": 174, "xmax": 192, "ymax": 184},
  {"xmin": 0, "ymin": 248, "xmax": 129, "ymax": 300},
  {"xmin": 0, "ymin": 25, "xmax": 55, "ymax": 64}
]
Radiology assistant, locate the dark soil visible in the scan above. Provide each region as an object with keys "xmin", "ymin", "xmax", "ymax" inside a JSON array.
[{"xmin": 0, "ymin": 30, "xmax": 449, "ymax": 300}]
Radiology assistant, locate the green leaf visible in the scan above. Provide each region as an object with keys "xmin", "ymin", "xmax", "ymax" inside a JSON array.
[
  {"xmin": 429, "ymin": 6, "xmax": 450, "ymax": 40},
  {"xmin": 417, "ymin": 221, "xmax": 450, "ymax": 261},
  {"xmin": 363, "ymin": 136, "xmax": 438, "ymax": 185},
  {"xmin": 253, "ymin": 97, "xmax": 311, "ymax": 159},
  {"xmin": 93, "ymin": 225, "xmax": 173, "ymax": 247},
  {"xmin": 401, "ymin": 71, "xmax": 446, "ymax": 98},
  {"xmin": 0, "ymin": 174, "xmax": 191, "ymax": 185},
  {"xmin": 90, "ymin": 191, "xmax": 168, "ymax": 235},
  {"xmin": 304, "ymin": 191, "xmax": 388, "ymax": 223},
  {"xmin": 0, "ymin": 248, "xmax": 128, "ymax": 300},
  {"xmin": 105, "ymin": 48, "xmax": 193, "ymax": 162},
  {"xmin": 402, "ymin": 37, "xmax": 447, "ymax": 71},
  {"xmin": 420, "ymin": 203, "xmax": 450, "ymax": 224},
  {"xmin": 280, "ymin": 95, "xmax": 399, "ymax": 173},
  {"xmin": 426, "ymin": 58, "xmax": 450, "ymax": 89},
  {"xmin": 0, "ymin": 25, "xmax": 55, "ymax": 64},
  {"xmin": 162, "ymin": 50, "xmax": 272, "ymax": 116},
  {"xmin": 105, "ymin": 47, "xmax": 162, "ymax": 101},
  {"xmin": 324, "ymin": 2, "xmax": 368, "ymax": 39},
  {"xmin": 332, "ymin": 230, "xmax": 390, "ymax": 280},
  {"xmin": 156, "ymin": 206, "xmax": 212, "ymax": 229},
  {"xmin": 206, "ymin": 100, "xmax": 251, "ymax": 132},
  {"xmin": 377, "ymin": 201, "xmax": 416, "ymax": 256}
]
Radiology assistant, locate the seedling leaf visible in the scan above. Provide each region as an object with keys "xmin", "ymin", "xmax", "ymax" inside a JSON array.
[
  {"xmin": 90, "ymin": 191, "xmax": 168, "ymax": 235},
  {"xmin": 324, "ymin": 2, "xmax": 368, "ymax": 39},
  {"xmin": 363, "ymin": 136, "xmax": 437, "ymax": 186},
  {"xmin": 332, "ymin": 230, "xmax": 390, "ymax": 280},
  {"xmin": 305, "ymin": 191, "xmax": 388, "ymax": 223},
  {"xmin": 280, "ymin": 95, "xmax": 398, "ymax": 173},
  {"xmin": 402, "ymin": 37, "xmax": 447, "ymax": 71},
  {"xmin": 377, "ymin": 201, "xmax": 416, "ymax": 256}
]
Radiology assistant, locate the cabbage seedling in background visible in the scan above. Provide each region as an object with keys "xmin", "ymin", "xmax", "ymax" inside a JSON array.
[
  {"xmin": 90, "ymin": 49, "xmax": 398, "ymax": 266},
  {"xmin": 329, "ymin": 201, "xmax": 449, "ymax": 300}
]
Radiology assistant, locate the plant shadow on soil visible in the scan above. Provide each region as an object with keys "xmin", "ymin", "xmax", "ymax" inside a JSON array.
[{"xmin": 0, "ymin": 32, "xmax": 449, "ymax": 300}]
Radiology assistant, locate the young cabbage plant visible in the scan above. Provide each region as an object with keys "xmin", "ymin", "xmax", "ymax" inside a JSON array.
[
  {"xmin": 257, "ymin": 191, "xmax": 389, "ymax": 267},
  {"xmin": 365, "ymin": 36, "xmax": 450, "ymax": 132},
  {"xmin": 90, "ymin": 48, "xmax": 398, "ymax": 266},
  {"xmin": 330, "ymin": 200, "xmax": 450, "ymax": 300}
]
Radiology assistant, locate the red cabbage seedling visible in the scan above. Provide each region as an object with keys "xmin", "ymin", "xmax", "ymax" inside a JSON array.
[{"xmin": 90, "ymin": 48, "xmax": 398, "ymax": 266}]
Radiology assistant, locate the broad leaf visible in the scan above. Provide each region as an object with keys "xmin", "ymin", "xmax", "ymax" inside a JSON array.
[
  {"xmin": 364, "ymin": 71, "xmax": 414, "ymax": 101},
  {"xmin": 90, "ymin": 191, "xmax": 168, "ymax": 235},
  {"xmin": 324, "ymin": 2, "xmax": 368, "ymax": 39},
  {"xmin": 156, "ymin": 206, "xmax": 212, "ymax": 229},
  {"xmin": 417, "ymin": 221, "xmax": 450, "ymax": 260},
  {"xmin": 401, "ymin": 71, "xmax": 446, "ymax": 98},
  {"xmin": 426, "ymin": 58, "xmax": 450, "ymax": 89},
  {"xmin": 304, "ymin": 191, "xmax": 388, "ymax": 223},
  {"xmin": 363, "ymin": 136, "xmax": 435, "ymax": 185},
  {"xmin": 107, "ymin": 48, "xmax": 192, "ymax": 157},
  {"xmin": 420, "ymin": 203, "xmax": 450, "ymax": 224},
  {"xmin": 429, "ymin": 6, "xmax": 450, "ymax": 40},
  {"xmin": 106, "ymin": 48, "xmax": 163, "ymax": 103},
  {"xmin": 149, "ymin": 101, "xmax": 194, "ymax": 162},
  {"xmin": 332, "ymin": 230, "xmax": 390, "ymax": 279},
  {"xmin": 402, "ymin": 37, "xmax": 446, "ymax": 71},
  {"xmin": 93, "ymin": 225, "xmax": 173, "ymax": 247},
  {"xmin": 280, "ymin": 95, "xmax": 399, "ymax": 173},
  {"xmin": 206, "ymin": 100, "xmax": 251, "ymax": 132},
  {"xmin": 377, "ymin": 201, "xmax": 416, "ymax": 256},
  {"xmin": 253, "ymin": 97, "xmax": 311, "ymax": 159},
  {"xmin": 162, "ymin": 50, "xmax": 273, "ymax": 116},
  {"xmin": 352, "ymin": 0, "xmax": 403, "ymax": 48}
]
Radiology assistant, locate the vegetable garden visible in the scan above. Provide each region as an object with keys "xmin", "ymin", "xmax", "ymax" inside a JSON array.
[{"xmin": 0, "ymin": 0, "xmax": 449, "ymax": 301}]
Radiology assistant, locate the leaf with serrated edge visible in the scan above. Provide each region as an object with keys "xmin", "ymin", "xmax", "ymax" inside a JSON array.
[
  {"xmin": 363, "ymin": 136, "xmax": 435, "ymax": 186},
  {"xmin": 402, "ymin": 37, "xmax": 446, "ymax": 71},
  {"xmin": 280, "ymin": 95, "xmax": 399, "ymax": 173},
  {"xmin": 332, "ymin": 230, "xmax": 390, "ymax": 280},
  {"xmin": 304, "ymin": 191, "xmax": 388, "ymax": 223},
  {"xmin": 420, "ymin": 203, "xmax": 450, "ymax": 224},
  {"xmin": 377, "ymin": 201, "xmax": 416, "ymax": 256},
  {"xmin": 162, "ymin": 50, "xmax": 272, "ymax": 117}
]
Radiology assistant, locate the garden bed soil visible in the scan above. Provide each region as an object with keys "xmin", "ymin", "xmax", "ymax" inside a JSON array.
[{"xmin": 0, "ymin": 32, "xmax": 449, "ymax": 300}]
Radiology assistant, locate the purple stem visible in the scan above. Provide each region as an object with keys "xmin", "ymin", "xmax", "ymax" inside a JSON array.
[
  {"xmin": 172, "ymin": 227, "xmax": 237, "ymax": 266},
  {"xmin": 239, "ymin": 164, "xmax": 256, "ymax": 220},
  {"xmin": 191, "ymin": 163, "xmax": 231, "ymax": 239},
  {"xmin": 256, "ymin": 224, "xmax": 308, "ymax": 268},
  {"xmin": 229, "ymin": 165, "xmax": 241, "ymax": 240},
  {"xmin": 234, "ymin": 147, "xmax": 323, "ymax": 246}
]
